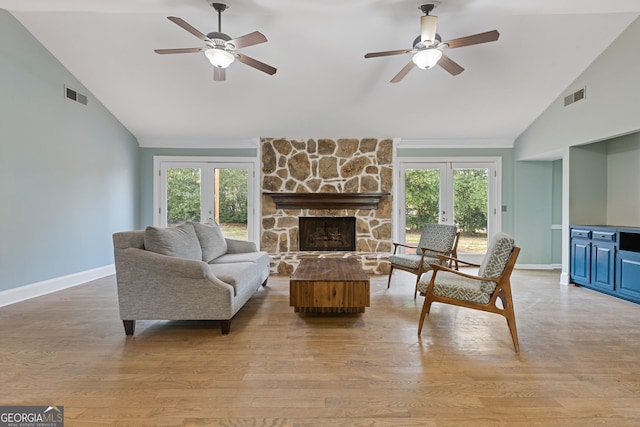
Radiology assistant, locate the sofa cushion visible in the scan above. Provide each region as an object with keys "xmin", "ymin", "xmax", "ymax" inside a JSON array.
[
  {"xmin": 478, "ymin": 233, "xmax": 514, "ymax": 277},
  {"xmin": 208, "ymin": 262, "xmax": 257, "ymax": 296},
  {"xmin": 191, "ymin": 221, "xmax": 228, "ymax": 263},
  {"xmin": 477, "ymin": 232, "xmax": 515, "ymax": 293},
  {"xmin": 388, "ymin": 253, "xmax": 440, "ymax": 270},
  {"xmin": 210, "ymin": 252, "xmax": 271, "ymax": 279},
  {"xmin": 418, "ymin": 270, "xmax": 492, "ymax": 304},
  {"xmin": 210, "ymin": 252, "xmax": 267, "ymax": 265},
  {"xmin": 144, "ymin": 222, "xmax": 202, "ymax": 261}
]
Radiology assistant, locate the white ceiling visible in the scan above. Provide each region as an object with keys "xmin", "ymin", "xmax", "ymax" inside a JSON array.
[{"xmin": 2, "ymin": 0, "xmax": 640, "ymax": 147}]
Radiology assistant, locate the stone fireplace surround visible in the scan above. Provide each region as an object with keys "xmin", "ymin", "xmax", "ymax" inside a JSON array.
[{"xmin": 261, "ymin": 138, "xmax": 393, "ymax": 275}]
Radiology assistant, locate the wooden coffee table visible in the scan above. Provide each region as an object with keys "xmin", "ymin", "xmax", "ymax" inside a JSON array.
[{"xmin": 289, "ymin": 258, "xmax": 370, "ymax": 313}]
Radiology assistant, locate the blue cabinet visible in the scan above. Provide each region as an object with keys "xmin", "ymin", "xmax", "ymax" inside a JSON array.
[
  {"xmin": 590, "ymin": 231, "xmax": 616, "ymax": 291},
  {"xmin": 570, "ymin": 230, "xmax": 591, "ymax": 284},
  {"xmin": 571, "ymin": 226, "xmax": 640, "ymax": 304},
  {"xmin": 618, "ymin": 251, "xmax": 640, "ymax": 301}
]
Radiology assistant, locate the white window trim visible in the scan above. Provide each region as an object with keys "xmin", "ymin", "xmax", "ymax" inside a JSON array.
[
  {"xmin": 393, "ymin": 156, "xmax": 502, "ymax": 244},
  {"xmin": 152, "ymin": 155, "xmax": 261, "ymax": 245}
]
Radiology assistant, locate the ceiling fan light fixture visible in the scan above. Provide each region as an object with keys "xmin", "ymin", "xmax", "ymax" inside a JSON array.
[
  {"xmin": 204, "ymin": 48, "xmax": 234, "ymax": 68},
  {"xmin": 412, "ymin": 48, "xmax": 442, "ymax": 69}
]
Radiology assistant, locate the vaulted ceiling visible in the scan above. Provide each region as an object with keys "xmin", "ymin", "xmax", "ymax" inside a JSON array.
[{"xmin": 2, "ymin": 0, "xmax": 640, "ymax": 147}]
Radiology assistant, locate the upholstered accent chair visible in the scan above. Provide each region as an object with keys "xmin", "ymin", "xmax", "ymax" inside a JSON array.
[
  {"xmin": 387, "ymin": 223, "xmax": 460, "ymax": 299},
  {"xmin": 416, "ymin": 232, "xmax": 521, "ymax": 353}
]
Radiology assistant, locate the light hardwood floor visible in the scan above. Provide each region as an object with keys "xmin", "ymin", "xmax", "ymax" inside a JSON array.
[{"xmin": 1, "ymin": 269, "xmax": 640, "ymax": 426}]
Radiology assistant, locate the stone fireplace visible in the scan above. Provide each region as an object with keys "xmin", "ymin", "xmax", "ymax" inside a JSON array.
[{"xmin": 260, "ymin": 138, "xmax": 393, "ymax": 275}]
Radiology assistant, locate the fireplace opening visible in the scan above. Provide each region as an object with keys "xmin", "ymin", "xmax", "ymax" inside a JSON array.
[{"xmin": 299, "ymin": 217, "xmax": 356, "ymax": 251}]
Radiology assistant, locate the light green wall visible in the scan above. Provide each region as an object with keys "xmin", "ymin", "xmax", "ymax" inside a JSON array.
[
  {"xmin": 0, "ymin": 10, "xmax": 140, "ymax": 292},
  {"xmin": 551, "ymin": 160, "xmax": 563, "ymax": 264},
  {"xmin": 607, "ymin": 134, "xmax": 640, "ymax": 225},
  {"xmin": 513, "ymin": 16, "xmax": 640, "ymax": 275},
  {"xmin": 569, "ymin": 142, "xmax": 608, "ymax": 225},
  {"xmin": 138, "ymin": 147, "xmax": 257, "ymax": 227},
  {"xmin": 515, "ymin": 17, "xmax": 640, "ymax": 160},
  {"xmin": 513, "ymin": 161, "xmax": 555, "ymax": 265}
]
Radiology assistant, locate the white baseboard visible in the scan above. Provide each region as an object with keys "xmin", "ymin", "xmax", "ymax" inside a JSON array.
[
  {"xmin": 515, "ymin": 264, "xmax": 562, "ymax": 270},
  {"xmin": 0, "ymin": 264, "xmax": 115, "ymax": 308},
  {"xmin": 560, "ymin": 272, "xmax": 570, "ymax": 286}
]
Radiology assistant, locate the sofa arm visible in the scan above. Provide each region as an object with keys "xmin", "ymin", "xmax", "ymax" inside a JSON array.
[
  {"xmin": 116, "ymin": 247, "xmax": 210, "ymax": 279},
  {"xmin": 225, "ymin": 238, "xmax": 258, "ymax": 254}
]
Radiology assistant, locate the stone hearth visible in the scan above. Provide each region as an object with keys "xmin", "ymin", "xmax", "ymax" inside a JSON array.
[{"xmin": 260, "ymin": 138, "xmax": 393, "ymax": 275}]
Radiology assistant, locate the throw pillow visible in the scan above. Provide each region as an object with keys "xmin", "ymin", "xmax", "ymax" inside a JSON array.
[
  {"xmin": 144, "ymin": 222, "xmax": 202, "ymax": 261},
  {"xmin": 191, "ymin": 221, "xmax": 228, "ymax": 263}
]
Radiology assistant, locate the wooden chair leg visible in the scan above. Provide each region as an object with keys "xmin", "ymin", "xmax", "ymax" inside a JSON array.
[
  {"xmin": 387, "ymin": 266, "xmax": 394, "ymax": 288},
  {"xmin": 505, "ymin": 314, "xmax": 520, "ymax": 353},
  {"xmin": 499, "ymin": 285, "xmax": 520, "ymax": 353},
  {"xmin": 417, "ymin": 297, "xmax": 432, "ymax": 335},
  {"xmin": 123, "ymin": 320, "xmax": 135, "ymax": 336},
  {"xmin": 220, "ymin": 320, "xmax": 231, "ymax": 335}
]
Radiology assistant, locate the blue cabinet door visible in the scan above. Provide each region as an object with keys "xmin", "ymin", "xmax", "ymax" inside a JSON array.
[
  {"xmin": 617, "ymin": 250, "xmax": 640, "ymax": 301},
  {"xmin": 591, "ymin": 243, "xmax": 615, "ymax": 291},
  {"xmin": 571, "ymin": 239, "xmax": 591, "ymax": 285}
]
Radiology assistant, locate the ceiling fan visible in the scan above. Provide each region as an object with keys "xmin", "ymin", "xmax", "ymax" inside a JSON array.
[
  {"xmin": 154, "ymin": 2, "xmax": 277, "ymax": 81},
  {"xmin": 364, "ymin": 3, "xmax": 499, "ymax": 83}
]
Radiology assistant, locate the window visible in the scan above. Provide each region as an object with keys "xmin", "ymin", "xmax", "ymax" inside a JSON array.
[
  {"xmin": 397, "ymin": 157, "xmax": 502, "ymax": 256},
  {"xmin": 153, "ymin": 156, "xmax": 259, "ymax": 243}
]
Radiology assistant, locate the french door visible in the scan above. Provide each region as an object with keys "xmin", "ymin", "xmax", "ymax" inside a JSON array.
[
  {"xmin": 398, "ymin": 158, "xmax": 501, "ymax": 256},
  {"xmin": 153, "ymin": 157, "xmax": 257, "ymax": 242}
]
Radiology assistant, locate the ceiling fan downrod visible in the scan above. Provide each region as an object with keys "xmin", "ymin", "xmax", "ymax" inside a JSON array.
[{"xmin": 210, "ymin": 2, "xmax": 228, "ymax": 32}]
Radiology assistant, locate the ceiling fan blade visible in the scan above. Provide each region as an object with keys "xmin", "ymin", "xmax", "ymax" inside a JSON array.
[
  {"xmin": 230, "ymin": 31, "xmax": 268, "ymax": 49},
  {"xmin": 236, "ymin": 53, "xmax": 277, "ymax": 75},
  {"xmin": 390, "ymin": 61, "xmax": 416, "ymax": 83},
  {"xmin": 365, "ymin": 49, "xmax": 412, "ymax": 59},
  {"xmin": 420, "ymin": 15, "xmax": 438, "ymax": 45},
  {"xmin": 214, "ymin": 67, "xmax": 226, "ymax": 81},
  {"xmin": 167, "ymin": 16, "xmax": 209, "ymax": 42},
  {"xmin": 154, "ymin": 48, "xmax": 202, "ymax": 54},
  {"xmin": 443, "ymin": 30, "xmax": 500, "ymax": 49},
  {"xmin": 438, "ymin": 53, "xmax": 464, "ymax": 76}
]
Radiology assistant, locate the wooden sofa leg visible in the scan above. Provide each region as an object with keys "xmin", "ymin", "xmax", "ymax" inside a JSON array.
[
  {"xmin": 123, "ymin": 320, "xmax": 135, "ymax": 336},
  {"xmin": 220, "ymin": 320, "xmax": 231, "ymax": 335}
]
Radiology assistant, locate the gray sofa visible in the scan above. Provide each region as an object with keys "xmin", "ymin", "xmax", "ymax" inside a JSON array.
[{"xmin": 112, "ymin": 221, "xmax": 270, "ymax": 335}]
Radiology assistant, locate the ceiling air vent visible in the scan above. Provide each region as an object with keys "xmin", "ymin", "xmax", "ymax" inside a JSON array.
[
  {"xmin": 65, "ymin": 85, "xmax": 88, "ymax": 106},
  {"xmin": 564, "ymin": 87, "xmax": 586, "ymax": 107}
]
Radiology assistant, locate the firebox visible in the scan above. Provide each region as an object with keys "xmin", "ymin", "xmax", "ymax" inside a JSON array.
[{"xmin": 299, "ymin": 217, "xmax": 356, "ymax": 251}]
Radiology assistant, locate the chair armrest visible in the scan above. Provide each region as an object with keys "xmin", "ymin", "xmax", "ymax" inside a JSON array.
[
  {"xmin": 428, "ymin": 262, "xmax": 499, "ymax": 283},
  {"xmin": 436, "ymin": 253, "xmax": 480, "ymax": 268},
  {"xmin": 392, "ymin": 242, "xmax": 418, "ymax": 254},
  {"xmin": 225, "ymin": 238, "xmax": 258, "ymax": 254},
  {"xmin": 419, "ymin": 246, "xmax": 455, "ymax": 257}
]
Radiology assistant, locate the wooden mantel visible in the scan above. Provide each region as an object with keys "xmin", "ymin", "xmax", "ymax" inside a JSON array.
[{"xmin": 263, "ymin": 192, "xmax": 389, "ymax": 210}]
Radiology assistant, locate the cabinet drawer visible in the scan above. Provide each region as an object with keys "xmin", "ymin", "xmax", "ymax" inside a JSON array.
[
  {"xmin": 592, "ymin": 231, "xmax": 616, "ymax": 242},
  {"xmin": 571, "ymin": 229, "xmax": 591, "ymax": 239}
]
